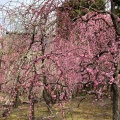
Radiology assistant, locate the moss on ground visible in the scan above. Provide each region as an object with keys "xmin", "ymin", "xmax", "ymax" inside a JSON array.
[{"xmin": 0, "ymin": 95, "xmax": 112, "ymax": 120}]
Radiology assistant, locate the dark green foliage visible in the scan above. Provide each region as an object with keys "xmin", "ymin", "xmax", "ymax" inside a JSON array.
[
  {"xmin": 57, "ymin": 0, "xmax": 105, "ymax": 39},
  {"xmin": 115, "ymin": 9, "xmax": 120, "ymax": 17},
  {"xmin": 113, "ymin": 0, "xmax": 120, "ymax": 6},
  {"xmin": 111, "ymin": 0, "xmax": 120, "ymax": 17},
  {"xmin": 58, "ymin": 0, "xmax": 105, "ymax": 19},
  {"xmin": 115, "ymin": 6, "xmax": 120, "ymax": 17}
]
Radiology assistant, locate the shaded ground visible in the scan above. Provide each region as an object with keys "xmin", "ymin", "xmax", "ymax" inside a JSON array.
[{"xmin": 0, "ymin": 95, "xmax": 112, "ymax": 120}]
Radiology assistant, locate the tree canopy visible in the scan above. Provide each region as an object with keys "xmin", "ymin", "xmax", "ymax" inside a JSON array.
[{"xmin": 0, "ymin": 0, "xmax": 120, "ymax": 120}]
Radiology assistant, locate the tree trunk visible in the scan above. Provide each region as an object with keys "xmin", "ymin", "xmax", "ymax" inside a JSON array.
[
  {"xmin": 13, "ymin": 90, "xmax": 20, "ymax": 108},
  {"xmin": 111, "ymin": 0, "xmax": 120, "ymax": 118},
  {"xmin": 112, "ymin": 83, "xmax": 120, "ymax": 120},
  {"xmin": 13, "ymin": 94, "xmax": 19, "ymax": 108}
]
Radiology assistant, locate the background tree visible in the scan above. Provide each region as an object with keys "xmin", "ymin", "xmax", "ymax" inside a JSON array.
[
  {"xmin": 0, "ymin": 1, "xmax": 60, "ymax": 119},
  {"xmin": 57, "ymin": 0, "xmax": 105, "ymax": 39}
]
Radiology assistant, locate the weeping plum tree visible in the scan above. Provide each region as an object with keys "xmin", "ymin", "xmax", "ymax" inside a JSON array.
[
  {"xmin": 56, "ymin": 0, "xmax": 120, "ymax": 120},
  {"xmin": 56, "ymin": 12, "xmax": 114, "ymax": 95},
  {"xmin": 0, "ymin": 0, "xmax": 120, "ymax": 120}
]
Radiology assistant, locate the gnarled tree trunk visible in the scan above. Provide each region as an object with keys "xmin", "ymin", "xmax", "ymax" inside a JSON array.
[
  {"xmin": 112, "ymin": 83, "xmax": 120, "ymax": 120},
  {"xmin": 111, "ymin": 1, "xmax": 120, "ymax": 120}
]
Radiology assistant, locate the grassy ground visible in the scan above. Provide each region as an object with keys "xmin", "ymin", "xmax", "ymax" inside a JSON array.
[{"xmin": 0, "ymin": 95, "xmax": 112, "ymax": 120}]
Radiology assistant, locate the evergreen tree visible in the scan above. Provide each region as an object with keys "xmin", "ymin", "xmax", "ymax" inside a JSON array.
[
  {"xmin": 57, "ymin": 0, "xmax": 105, "ymax": 39},
  {"xmin": 58, "ymin": 0, "xmax": 105, "ymax": 20},
  {"xmin": 114, "ymin": 1, "xmax": 120, "ymax": 17}
]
